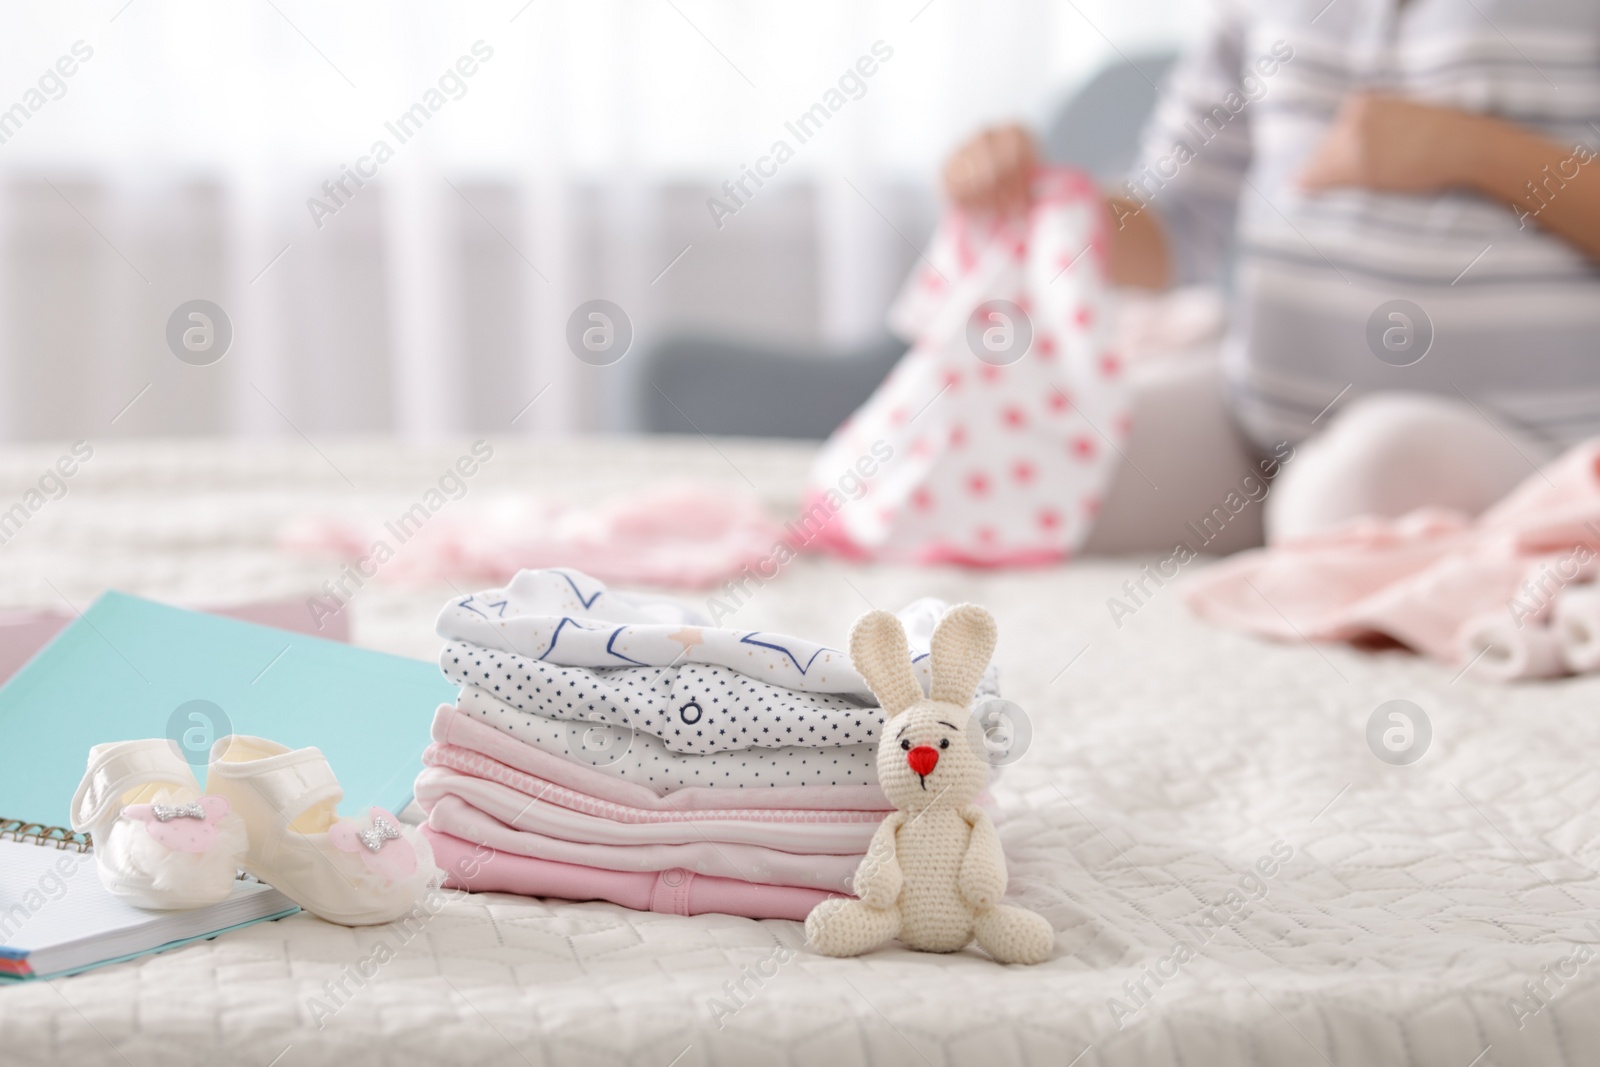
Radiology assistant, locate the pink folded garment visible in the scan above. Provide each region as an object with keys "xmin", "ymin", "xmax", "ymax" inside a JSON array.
[
  {"xmin": 431, "ymin": 704, "xmax": 893, "ymax": 812},
  {"xmin": 425, "ymin": 828, "xmax": 841, "ymax": 921},
  {"xmin": 415, "ymin": 765, "xmax": 877, "ymax": 854},
  {"xmin": 1186, "ymin": 440, "xmax": 1600, "ymax": 669},
  {"xmin": 282, "ymin": 481, "xmax": 786, "ymax": 589},
  {"xmin": 423, "ymin": 744, "xmax": 882, "ymax": 833},
  {"xmin": 423, "ymin": 793, "xmax": 860, "ymax": 893}
]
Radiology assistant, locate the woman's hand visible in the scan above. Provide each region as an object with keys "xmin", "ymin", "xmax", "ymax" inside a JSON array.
[
  {"xmin": 1300, "ymin": 93, "xmax": 1480, "ymax": 194},
  {"xmin": 943, "ymin": 124, "xmax": 1038, "ymax": 216},
  {"xmin": 942, "ymin": 121, "xmax": 1174, "ymax": 287},
  {"xmin": 1301, "ymin": 92, "xmax": 1600, "ymax": 264}
]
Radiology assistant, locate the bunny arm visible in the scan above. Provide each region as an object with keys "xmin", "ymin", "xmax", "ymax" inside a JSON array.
[
  {"xmin": 957, "ymin": 806, "xmax": 1008, "ymax": 911},
  {"xmin": 853, "ymin": 811, "xmax": 906, "ymax": 908}
]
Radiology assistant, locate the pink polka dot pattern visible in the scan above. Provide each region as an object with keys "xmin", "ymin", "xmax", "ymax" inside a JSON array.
[{"xmin": 802, "ymin": 166, "xmax": 1129, "ymax": 566}]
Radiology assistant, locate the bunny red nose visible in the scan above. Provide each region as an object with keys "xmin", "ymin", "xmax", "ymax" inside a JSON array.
[{"xmin": 906, "ymin": 745, "xmax": 939, "ymax": 777}]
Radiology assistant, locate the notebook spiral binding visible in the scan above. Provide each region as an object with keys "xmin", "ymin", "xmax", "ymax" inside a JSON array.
[
  {"xmin": 0, "ymin": 819, "xmax": 91, "ymax": 853},
  {"xmin": 0, "ymin": 820, "xmax": 262, "ymax": 881}
]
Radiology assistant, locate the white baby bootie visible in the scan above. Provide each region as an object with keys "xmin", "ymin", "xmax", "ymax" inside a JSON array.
[
  {"xmin": 70, "ymin": 740, "xmax": 246, "ymax": 909},
  {"xmin": 207, "ymin": 735, "xmax": 438, "ymax": 926}
]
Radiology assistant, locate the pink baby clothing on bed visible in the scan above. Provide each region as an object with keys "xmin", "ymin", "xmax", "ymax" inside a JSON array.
[
  {"xmin": 282, "ymin": 481, "xmax": 786, "ymax": 589},
  {"xmin": 1185, "ymin": 439, "xmax": 1600, "ymax": 667},
  {"xmin": 424, "ymin": 744, "xmax": 883, "ymax": 832},
  {"xmin": 421, "ymin": 792, "xmax": 860, "ymax": 892},
  {"xmin": 414, "ymin": 765, "xmax": 878, "ymax": 853},
  {"xmin": 426, "ymin": 828, "xmax": 840, "ymax": 921},
  {"xmin": 803, "ymin": 166, "xmax": 1129, "ymax": 566}
]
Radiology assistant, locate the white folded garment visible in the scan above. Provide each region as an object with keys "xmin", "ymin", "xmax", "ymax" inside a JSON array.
[
  {"xmin": 455, "ymin": 685, "xmax": 882, "ymax": 791},
  {"xmin": 435, "ymin": 568, "xmax": 998, "ymax": 699},
  {"xmin": 1554, "ymin": 583, "xmax": 1600, "ymax": 673},
  {"xmin": 440, "ymin": 640, "xmax": 883, "ymax": 755},
  {"xmin": 1457, "ymin": 612, "xmax": 1566, "ymax": 682}
]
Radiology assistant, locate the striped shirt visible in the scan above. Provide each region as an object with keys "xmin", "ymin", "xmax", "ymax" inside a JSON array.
[{"xmin": 1128, "ymin": 0, "xmax": 1600, "ymax": 448}]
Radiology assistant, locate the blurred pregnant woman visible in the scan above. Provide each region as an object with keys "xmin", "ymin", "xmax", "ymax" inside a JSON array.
[{"xmin": 948, "ymin": 0, "xmax": 1600, "ymax": 547}]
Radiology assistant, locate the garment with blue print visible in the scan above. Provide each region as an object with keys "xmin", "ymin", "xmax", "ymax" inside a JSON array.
[{"xmin": 435, "ymin": 568, "xmax": 1000, "ymax": 700}]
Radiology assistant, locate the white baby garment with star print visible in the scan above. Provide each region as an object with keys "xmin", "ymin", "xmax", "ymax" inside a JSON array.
[
  {"xmin": 805, "ymin": 166, "xmax": 1129, "ymax": 565},
  {"xmin": 437, "ymin": 568, "xmax": 998, "ymax": 699}
]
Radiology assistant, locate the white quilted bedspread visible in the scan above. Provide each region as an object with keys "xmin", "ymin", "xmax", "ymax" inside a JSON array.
[{"xmin": 0, "ymin": 436, "xmax": 1597, "ymax": 1067}]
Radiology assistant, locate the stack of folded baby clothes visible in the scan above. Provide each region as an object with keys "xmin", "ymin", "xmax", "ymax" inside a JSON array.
[{"xmin": 415, "ymin": 568, "xmax": 999, "ymax": 920}]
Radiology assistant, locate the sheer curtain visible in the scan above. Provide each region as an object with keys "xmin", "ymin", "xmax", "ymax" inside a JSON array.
[{"xmin": 0, "ymin": 0, "xmax": 1199, "ymax": 442}]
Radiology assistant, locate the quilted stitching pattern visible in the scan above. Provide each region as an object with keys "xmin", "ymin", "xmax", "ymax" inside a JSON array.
[{"xmin": 0, "ymin": 439, "xmax": 1597, "ymax": 1065}]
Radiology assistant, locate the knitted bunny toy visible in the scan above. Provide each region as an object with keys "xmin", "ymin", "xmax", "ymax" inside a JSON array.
[{"xmin": 805, "ymin": 604, "xmax": 1054, "ymax": 964}]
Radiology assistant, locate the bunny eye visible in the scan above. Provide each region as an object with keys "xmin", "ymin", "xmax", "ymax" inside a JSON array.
[
  {"xmin": 899, "ymin": 739, "xmax": 911, "ymax": 751},
  {"xmin": 939, "ymin": 738, "xmax": 950, "ymax": 750}
]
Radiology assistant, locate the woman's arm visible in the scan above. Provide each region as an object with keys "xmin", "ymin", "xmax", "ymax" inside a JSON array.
[
  {"xmin": 943, "ymin": 3, "xmax": 1258, "ymax": 292},
  {"xmin": 1300, "ymin": 94, "xmax": 1600, "ymax": 264},
  {"xmin": 1106, "ymin": 196, "xmax": 1171, "ymax": 289}
]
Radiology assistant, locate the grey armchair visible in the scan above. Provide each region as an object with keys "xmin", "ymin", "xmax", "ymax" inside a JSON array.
[{"xmin": 637, "ymin": 50, "xmax": 1178, "ymax": 439}]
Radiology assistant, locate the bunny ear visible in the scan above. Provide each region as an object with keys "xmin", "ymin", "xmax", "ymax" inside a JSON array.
[
  {"xmin": 327, "ymin": 822, "xmax": 363, "ymax": 853},
  {"xmin": 849, "ymin": 610, "xmax": 923, "ymax": 716},
  {"xmin": 929, "ymin": 604, "xmax": 997, "ymax": 707}
]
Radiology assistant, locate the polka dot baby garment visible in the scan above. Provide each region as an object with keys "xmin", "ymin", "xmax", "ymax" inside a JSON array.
[
  {"xmin": 804, "ymin": 166, "xmax": 1129, "ymax": 565},
  {"xmin": 454, "ymin": 685, "xmax": 883, "ymax": 791},
  {"xmin": 441, "ymin": 640, "xmax": 884, "ymax": 755}
]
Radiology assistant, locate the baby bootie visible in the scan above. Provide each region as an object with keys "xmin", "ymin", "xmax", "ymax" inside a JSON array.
[
  {"xmin": 70, "ymin": 740, "xmax": 246, "ymax": 909},
  {"xmin": 207, "ymin": 735, "xmax": 438, "ymax": 926}
]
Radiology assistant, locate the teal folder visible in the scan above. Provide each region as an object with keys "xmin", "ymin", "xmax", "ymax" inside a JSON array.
[{"xmin": 0, "ymin": 591, "xmax": 454, "ymax": 825}]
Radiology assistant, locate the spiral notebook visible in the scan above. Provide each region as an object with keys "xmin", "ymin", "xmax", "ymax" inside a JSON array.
[{"xmin": 0, "ymin": 825, "xmax": 296, "ymax": 981}]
